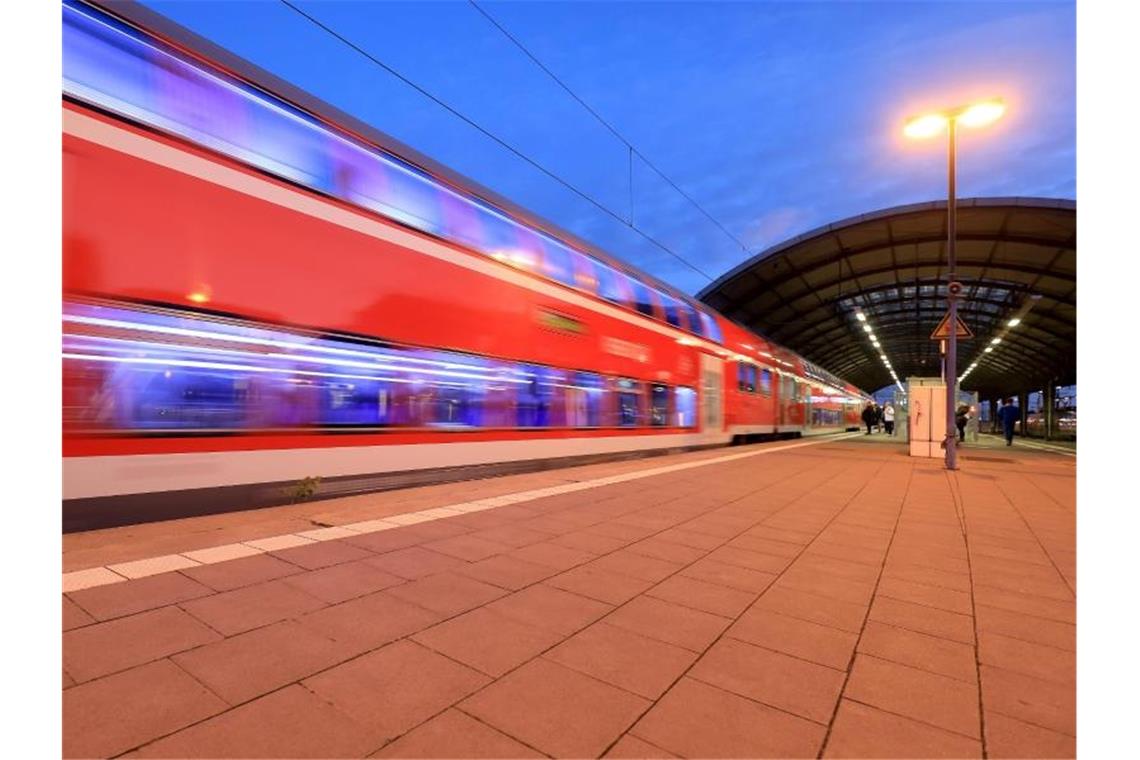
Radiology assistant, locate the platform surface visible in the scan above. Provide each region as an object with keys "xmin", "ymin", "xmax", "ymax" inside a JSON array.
[{"xmin": 62, "ymin": 433, "xmax": 1076, "ymax": 758}]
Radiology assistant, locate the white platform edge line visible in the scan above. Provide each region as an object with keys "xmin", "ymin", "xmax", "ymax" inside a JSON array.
[{"xmin": 62, "ymin": 433, "xmax": 854, "ymax": 592}]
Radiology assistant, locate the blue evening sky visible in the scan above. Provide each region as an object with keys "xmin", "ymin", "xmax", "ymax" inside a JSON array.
[{"xmin": 138, "ymin": 0, "xmax": 1075, "ymax": 296}]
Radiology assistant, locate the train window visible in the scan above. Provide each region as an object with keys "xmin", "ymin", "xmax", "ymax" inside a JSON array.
[
  {"xmin": 615, "ymin": 378, "xmax": 642, "ymax": 427},
  {"xmin": 596, "ymin": 263, "xmax": 631, "ymax": 308},
  {"xmin": 737, "ymin": 363, "xmax": 756, "ymax": 393},
  {"xmin": 683, "ymin": 304, "xmax": 705, "ymax": 337},
  {"xmin": 660, "ymin": 294, "xmax": 683, "ymax": 329},
  {"xmin": 570, "ymin": 371, "xmax": 605, "ymax": 427},
  {"xmin": 629, "ymin": 277, "xmax": 657, "ymax": 318},
  {"xmin": 516, "ymin": 365, "xmax": 570, "ymax": 428},
  {"xmin": 476, "ymin": 205, "xmax": 541, "ymax": 273},
  {"xmin": 650, "ymin": 384, "xmax": 669, "ymax": 426},
  {"xmin": 700, "ymin": 312, "xmax": 724, "ymax": 344},
  {"xmin": 538, "ymin": 238, "xmax": 576, "ymax": 287},
  {"xmin": 571, "ymin": 253, "xmax": 599, "ymax": 294},
  {"xmin": 759, "ymin": 369, "xmax": 772, "ymax": 395},
  {"xmin": 439, "ymin": 191, "xmax": 486, "ymax": 251},
  {"xmin": 675, "ymin": 387, "xmax": 697, "ymax": 427}
]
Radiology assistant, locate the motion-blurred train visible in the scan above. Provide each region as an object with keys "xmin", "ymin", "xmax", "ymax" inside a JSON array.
[{"xmin": 62, "ymin": 0, "xmax": 870, "ymax": 528}]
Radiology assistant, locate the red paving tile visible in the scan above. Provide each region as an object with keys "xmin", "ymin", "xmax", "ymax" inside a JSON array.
[
  {"xmin": 844, "ymin": 654, "xmax": 981, "ymax": 739},
  {"xmin": 455, "ymin": 553, "xmax": 558, "ymax": 590},
  {"xmin": 510, "ymin": 541, "xmax": 598, "ymax": 571},
  {"xmin": 621, "ymin": 539, "xmax": 705, "ymax": 569},
  {"xmin": 545, "ymin": 566, "xmax": 654, "ymax": 605},
  {"xmin": 269, "ymin": 539, "xmax": 376, "ymax": 570},
  {"xmin": 372, "ymin": 708, "xmax": 542, "ymax": 758},
  {"xmin": 727, "ymin": 608, "xmax": 858, "ymax": 670},
  {"xmin": 296, "ymin": 590, "xmax": 441, "ymax": 654},
  {"xmin": 750, "ymin": 586, "xmax": 869, "ymax": 633},
  {"xmin": 603, "ymin": 595, "xmax": 730, "ymax": 652},
  {"xmin": 412, "ymin": 607, "xmax": 563, "ymax": 677},
  {"xmin": 472, "ymin": 525, "xmax": 555, "ymax": 548},
  {"xmin": 689, "ymin": 637, "xmax": 846, "ymax": 724},
  {"xmin": 603, "ymin": 733, "xmax": 678, "ymax": 758},
  {"xmin": 64, "ymin": 659, "xmax": 227, "ymax": 759},
  {"xmin": 706, "ymin": 545, "xmax": 793, "ymax": 574},
  {"xmin": 680, "ymin": 558, "xmax": 777, "ymax": 593},
  {"xmin": 726, "ymin": 533, "xmax": 803, "ymax": 558},
  {"xmin": 645, "ymin": 574, "xmax": 755, "ymax": 618},
  {"xmin": 61, "ymin": 438, "xmax": 1076, "ymax": 759},
  {"xmin": 128, "ymin": 684, "xmax": 376, "ymax": 758},
  {"xmin": 547, "ymin": 622, "xmax": 698, "ymax": 699},
  {"xmin": 62, "ymin": 595, "xmax": 95, "ymax": 630},
  {"xmin": 548, "ymin": 529, "xmax": 635, "ymax": 555},
  {"xmin": 66, "ymin": 572, "xmax": 214, "ymax": 621},
  {"xmin": 341, "ymin": 525, "xmax": 431, "ymax": 554},
  {"xmin": 983, "ymin": 711, "xmax": 1076, "ymax": 758},
  {"xmin": 653, "ymin": 527, "xmax": 726, "ymax": 551},
  {"xmin": 977, "ymin": 631, "xmax": 1075, "ymax": 685},
  {"xmin": 979, "ymin": 664, "xmax": 1076, "ymax": 736},
  {"xmin": 305, "ymin": 640, "xmax": 489, "ymax": 746},
  {"xmin": 461, "ymin": 657, "xmax": 649, "ymax": 757},
  {"xmin": 179, "ymin": 578, "xmax": 326, "ymax": 636},
  {"xmin": 631, "ymin": 677, "xmax": 825, "ymax": 758},
  {"xmin": 972, "ymin": 584, "xmax": 1075, "ymax": 624},
  {"xmin": 774, "ymin": 567, "xmax": 876, "ymax": 606},
  {"xmin": 857, "ymin": 620, "xmax": 978, "ymax": 683},
  {"xmin": 823, "ymin": 698, "xmax": 982, "ymax": 758},
  {"xmin": 172, "ymin": 620, "xmax": 352, "ymax": 704},
  {"xmin": 64, "ymin": 605, "xmax": 221, "ymax": 683},
  {"xmin": 363, "ymin": 545, "xmax": 469, "ymax": 579},
  {"xmin": 586, "ymin": 550, "xmax": 686, "ymax": 583},
  {"xmin": 974, "ymin": 603, "xmax": 1076, "ymax": 651},
  {"xmin": 876, "ymin": 576, "xmax": 974, "ymax": 615},
  {"xmin": 385, "ymin": 571, "xmax": 508, "ymax": 616},
  {"xmin": 422, "ymin": 534, "xmax": 513, "ymax": 562},
  {"xmin": 868, "ymin": 595, "xmax": 976, "ymax": 645},
  {"xmin": 280, "ymin": 559, "xmax": 406, "ymax": 604},
  {"xmin": 485, "ymin": 583, "xmax": 612, "ymax": 635},
  {"xmin": 179, "ymin": 553, "xmax": 302, "ymax": 592}
]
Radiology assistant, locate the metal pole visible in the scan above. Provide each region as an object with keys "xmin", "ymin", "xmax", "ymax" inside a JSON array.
[{"xmin": 945, "ymin": 120, "xmax": 958, "ymax": 470}]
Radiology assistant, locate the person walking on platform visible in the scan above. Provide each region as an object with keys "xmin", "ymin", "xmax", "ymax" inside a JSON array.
[
  {"xmin": 874, "ymin": 404, "xmax": 884, "ymax": 433},
  {"xmin": 883, "ymin": 403, "xmax": 895, "ymax": 436},
  {"xmin": 997, "ymin": 397, "xmax": 1020, "ymax": 446},
  {"xmin": 861, "ymin": 402, "xmax": 876, "ymax": 435},
  {"xmin": 955, "ymin": 404, "xmax": 970, "ymax": 443}
]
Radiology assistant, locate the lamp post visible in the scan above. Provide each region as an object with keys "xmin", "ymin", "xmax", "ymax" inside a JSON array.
[{"xmin": 904, "ymin": 99, "xmax": 1005, "ymax": 470}]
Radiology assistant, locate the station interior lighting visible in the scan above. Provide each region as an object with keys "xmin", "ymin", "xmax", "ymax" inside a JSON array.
[
  {"xmin": 853, "ymin": 309, "xmax": 903, "ymax": 392},
  {"xmin": 959, "ymin": 296, "xmax": 1039, "ymax": 386}
]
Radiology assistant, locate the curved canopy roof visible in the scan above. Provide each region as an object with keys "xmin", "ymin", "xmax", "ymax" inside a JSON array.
[{"xmin": 699, "ymin": 198, "xmax": 1075, "ymax": 396}]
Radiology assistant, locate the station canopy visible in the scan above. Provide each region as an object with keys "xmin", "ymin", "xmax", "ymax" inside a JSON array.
[{"xmin": 698, "ymin": 198, "xmax": 1075, "ymax": 397}]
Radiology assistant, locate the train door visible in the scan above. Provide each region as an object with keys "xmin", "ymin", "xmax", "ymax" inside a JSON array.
[
  {"xmin": 700, "ymin": 354, "xmax": 723, "ymax": 438},
  {"xmin": 803, "ymin": 381, "xmax": 813, "ymax": 431},
  {"xmin": 777, "ymin": 373, "xmax": 788, "ymax": 428}
]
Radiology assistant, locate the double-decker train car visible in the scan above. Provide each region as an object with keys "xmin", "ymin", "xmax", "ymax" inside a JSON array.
[{"xmin": 61, "ymin": 0, "xmax": 870, "ymax": 528}]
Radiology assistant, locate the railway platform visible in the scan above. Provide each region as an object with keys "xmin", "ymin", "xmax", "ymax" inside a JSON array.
[{"xmin": 62, "ymin": 433, "xmax": 1076, "ymax": 759}]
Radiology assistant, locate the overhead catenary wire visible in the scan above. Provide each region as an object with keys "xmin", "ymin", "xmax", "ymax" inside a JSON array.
[
  {"xmin": 468, "ymin": 0, "xmax": 752, "ymax": 257},
  {"xmin": 278, "ymin": 0, "xmax": 716, "ymax": 284}
]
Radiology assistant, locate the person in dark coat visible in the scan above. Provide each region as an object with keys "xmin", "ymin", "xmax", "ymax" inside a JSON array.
[
  {"xmin": 861, "ymin": 402, "xmax": 876, "ymax": 435},
  {"xmin": 955, "ymin": 404, "xmax": 970, "ymax": 443},
  {"xmin": 997, "ymin": 397, "xmax": 1021, "ymax": 446}
]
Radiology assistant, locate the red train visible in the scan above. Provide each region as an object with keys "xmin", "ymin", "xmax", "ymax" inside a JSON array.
[{"xmin": 62, "ymin": 0, "xmax": 869, "ymax": 528}]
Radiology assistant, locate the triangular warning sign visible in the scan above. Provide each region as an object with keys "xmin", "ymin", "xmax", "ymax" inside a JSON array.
[{"xmin": 930, "ymin": 312, "xmax": 974, "ymax": 340}]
